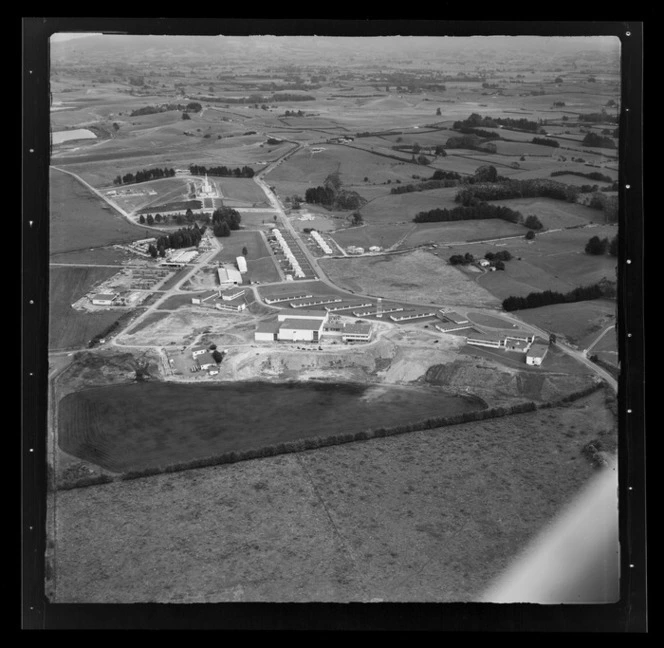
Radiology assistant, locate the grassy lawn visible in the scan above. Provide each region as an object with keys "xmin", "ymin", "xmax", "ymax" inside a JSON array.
[
  {"xmin": 359, "ymin": 187, "xmax": 459, "ymax": 224},
  {"xmin": 49, "ymin": 266, "xmax": 123, "ymax": 350},
  {"xmin": 214, "ymin": 230, "xmax": 268, "ymax": 264},
  {"xmin": 50, "ymin": 168, "xmax": 149, "ymax": 254},
  {"xmin": 330, "ymin": 223, "xmax": 412, "ymax": 250},
  {"xmin": 217, "ymin": 178, "xmax": 270, "ymax": 205},
  {"xmin": 50, "ymin": 247, "xmax": 135, "ymax": 265},
  {"xmin": 50, "ymin": 388, "xmax": 617, "ymax": 602},
  {"xmin": 403, "ymin": 220, "xmax": 525, "ymax": 247},
  {"xmin": 486, "ymin": 197, "xmax": 606, "ymax": 229}
]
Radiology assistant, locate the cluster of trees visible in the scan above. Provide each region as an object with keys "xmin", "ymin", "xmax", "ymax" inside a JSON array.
[
  {"xmin": 551, "ymin": 170, "xmax": 614, "ymax": 183},
  {"xmin": 113, "ymin": 167, "xmax": 176, "ymax": 185},
  {"xmin": 304, "ymin": 172, "xmax": 367, "ymax": 211},
  {"xmin": 587, "ymin": 192, "xmax": 619, "ymax": 222},
  {"xmin": 449, "ymin": 252, "xmax": 477, "ymax": 266},
  {"xmin": 455, "ymin": 178, "xmax": 578, "ymax": 205},
  {"xmin": 154, "ymin": 225, "xmax": 205, "ymax": 252},
  {"xmin": 449, "ymin": 250, "xmax": 512, "ymax": 269},
  {"xmin": 524, "ymin": 215, "xmax": 544, "ymax": 230},
  {"xmin": 181, "ymin": 112, "xmax": 191, "ymax": 120},
  {"xmin": 445, "ymin": 134, "xmax": 497, "ymax": 153},
  {"xmin": 356, "ymin": 129, "xmax": 403, "ymax": 138},
  {"xmin": 585, "ymin": 235, "xmax": 618, "ymax": 256},
  {"xmin": 189, "ymin": 164, "xmax": 254, "ymax": 178},
  {"xmin": 453, "ymin": 113, "xmax": 543, "ymax": 133},
  {"xmin": 191, "ymin": 93, "xmax": 315, "ymax": 105},
  {"xmin": 454, "ymin": 126, "xmax": 503, "ymax": 140},
  {"xmin": 582, "ymin": 132, "xmax": 617, "ymax": 149},
  {"xmin": 502, "ymin": 282, "xmax": 608, "ymax": 311},
  {"xmin": 390, "ymin": 169, "xmax": 462, "ymax": 195},
  {"xmin": 283, "ymin": 110, "xmax": 305, "ymax": 117},
  {"xmin": 532, "ymin": 136, "xmax": 560, "ymax": 147},
  {"xmin": 211, "ymin": 207, "xmax": 242, "ymax": 237},
  {"xmin": 129, "ymin": 102, "xmax": 201, "ymax": 117},
  {"xmin": 413, "ymin": 202, "xmax": 522, "ymax": 224},
  {"xmin": 578, "ymin": 110, "xmax": 618, "ymax": 124}
]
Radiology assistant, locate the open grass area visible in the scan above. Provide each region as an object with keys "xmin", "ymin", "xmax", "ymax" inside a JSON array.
[
  {"xmin": 359, "ymin": 187, "xmax": 459, "ymax": 224},
  {"xmin": 217, "ymin": 178, "xmax": 270, "ymax": 205},
  {"xmin": 49, "ymin": 266, "xmax": 123, "ymax": 350},
  {"xmin": 403, "ymin": 220, "xmax": 525, "ymax": 247},
  {"xmin": 486, "ymin": 197, "xmax": 606, "ymax": 229},
  {"xmin": 514, "ymin": 300, "xmax": 616, "ymax": 347},
  {"xmin": 50, "ymin": 388, "xmax": 616, "ymax": 602},
  {"xmin": 320, "ymin": 249, "xmax": 501, "ymax": 308},
  {"xmin": 441, "ymin": 226, "xmax": 618, "ymax": 301},
  {"xmin": 330, "ymin": 223, "xmax": 412, "ymax": 250},
  {"xmin": 50, "ymin": 168, "xmax": 149, "ymax": 254},
  {"xmin": 50, "ymin": 247, "xmax": 136, "ymax": 266},
  {"xmin": 58, "ymin": 382, "xmax": 483, "ymax": 474}
]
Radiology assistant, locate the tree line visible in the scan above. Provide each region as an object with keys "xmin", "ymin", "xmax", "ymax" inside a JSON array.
[
  {"xmin": 455, "ymin": 177, "xmax": 578, "ymax": 205},
  {"xmin": 129, "ymin": 102, "xmax": 202, "ymax": 117},
  {"xmin": 304, "ymin": 172, "xmax": 367, "ymax": 211},
  {"xmin": 502, "ymin": 282, "xmax": 608, "ymax": 311},
  {"xmin": 390, "ymin": 169, "xmax": 462, "ymax": 194},
  {"xmin": 585, "ymin": 235, "xmax": 618, "ymax": 256},
  {"xmin": 189, "ymin": 164, "xmax": 254, "ymax": 178},
  {"xmin": 453, "ymin": 113, "xmax": 543, "ymax": 133},
  {"xmin": 113, "ymin": 167, "xmax": 176, "ymax": 185},
  {"xmin": 551, "ymin": 170, "xmax": 614, "ymax": 183},
  {"xmin": 532, "ymin": 136, "xmax": 560, "ymax": 147},
  {"xmin": 154, "ymin": 225, "xmax": 205, "ymax": 253},
  {"xmin": 413, "ymin": 202, "xmax": 522, "ymax": 224},
  {"xmin": 582, "ymin": 132, "xmax": 617, "ymax": 149}
]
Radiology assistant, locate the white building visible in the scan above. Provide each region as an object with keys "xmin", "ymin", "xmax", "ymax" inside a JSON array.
[
  {"xmin": 91, "ymin": 293, "xmax": 117, "ymax": 306},
  {"xmin": 196, "ymin": 352, "xmax": 218, "ymax": 370},
  {"xmin": 191, "ymin": 290, "xmax": 219, "ymax": 305},
  {"xmin": 236, "ymin": 256, "xmax": 248, "ymax": 273},
  {"xmin": 278, "ymin": 318, "xmax": 325, "ymax": 342},
  {"xmin": 526, "ymin": 342, "xmax": 550, "ymax": 366},
  {"xmin": 220, "ymin": 288, "xmax": 245, "ymax": 301},
  {"xmin": 277, "ymin": 310, "xmax": 328, "ymax": 323},
  {"xmin": 254, "ymin": 319, "xmax": 281, "ymax": 342},
  {"xmin": 218, "ymin": 266, "xmax": 243, "ymax": 285}
]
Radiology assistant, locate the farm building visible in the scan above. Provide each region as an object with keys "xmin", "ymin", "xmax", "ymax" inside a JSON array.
[
  {"xmin": 214, "ymin": 299, "xmax": 246, "ymax": 312},
  {"xmin": 91, "ymin": 293, "xmax": 118, "ymax": 306},
  {"xmin": 191, "ymin": 290, "xmax": 219, "ymax": 305},
  {"xmin": 218, "ymin": 266, "xmax": 243, "ymax": 285},
  {"xmin": 278, "ymin": 318, "xmax": 325, "ymax": 342},
  {"xmin": 478, "ymin": 259, "xmax": 491, "ymax": 268},
  {"xmin": 526, "ymin": 342, "xmax": 550, "ymax": 366},
  {"xmin": 504, "ymin": 334, "xmax": 535, "ymax": 353},
  {"xmin": 191, "ymin": 346, "xmax": 209, "ymax": 358},
  {"xmin": 236, "ymin": 256, "xmax": 248, "ymax": 273}
]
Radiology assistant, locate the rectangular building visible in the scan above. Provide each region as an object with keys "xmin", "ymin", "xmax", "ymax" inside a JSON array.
[
  {"xmin": 526, "ymin": 343, "xmax": 550, "ymax": 366},
  {"xmin": 220, "ymin": 288, "xmax": 245, "ymax": 301},
  {"xmin": 278, "ymin": 318, "xmax": 325, "ymax": 342},
  {"xmin": 437, "ymin": 310, "xmax": 469, "ymax": 325},
  {"xmin": 277, "ymin": 309, "xmax": 328, "ymax": 323},
  {"xmin": 91, "ymin": 293, "xmax": 117, "ymax": 306},
  {"xmin": 254, "ymin": 319, "xmax": 281, "ymax": 342},
  {"xmin": 191, "ymin": 290, "xmax": 219, "ymax": 305},
  {"xmin": 196, "ymin": 352, "xmax": 218, "ymax": 370},
  {"xmin": 236, "ymin": 256, "xmax": 248, "ymax": 273},
  {"xmin": 217, "ymin": 266, "xmax": 243, "ymax": 285},
  {"xmin": 466, "ymin": 333, "xmax": 505, "ymax": 349}
]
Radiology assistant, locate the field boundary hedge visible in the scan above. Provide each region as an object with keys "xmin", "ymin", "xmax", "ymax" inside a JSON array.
[{"xmin": 54, "ymin": 381, "xmax": 605, "ymax": 491}]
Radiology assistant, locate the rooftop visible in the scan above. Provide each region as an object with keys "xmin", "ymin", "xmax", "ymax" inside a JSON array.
[
  {"xmin": 279, "ymin": 318, "xmax": 326, "ymax": 331},
  {"xmin": 92, "ymin": 293, "xmax": 117, "ymax": 301},
  {"xmin": 342, "ymin": 323, "xmax": 372, "ymax": 335},
  {"xmin": 279, "ymin": 308, "xmax": 328, "ymax": 319},
  {"xmin": 255, "ymin": 319, "xmax": 281, "ymax": 334},
  {"xmin": 528, "ymin": 343, "xmax": 550, "ymax": 356}
]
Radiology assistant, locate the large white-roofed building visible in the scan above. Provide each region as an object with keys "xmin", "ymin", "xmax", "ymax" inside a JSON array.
[{"xmin": 217, "ymin": 265, "xmax": 243, "ymax": 285}]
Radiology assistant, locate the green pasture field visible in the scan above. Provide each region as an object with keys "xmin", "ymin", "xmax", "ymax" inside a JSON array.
[
  {"xmin": 514, "ymin": 300, "xmax": 616, "ymax": 347},
  {"xmin": 49, "ymin": 168, "xmax": 149, "ymax": 254},
  {"xmin": 329, "ymin": 223, "xmax": 412, "ymax": 250},
  {"xmin": 50, "ymin": 388, "xmax": 615, "ymax": 603},
  {"xmin": 402, "ymin": 220, "xmax": 526, "ymax": 247},
  {"xmin": 359, "ymin": 187, "xmax": 459, "ymax": 224},
  {"xmin": 248, "ymin": 256, "xmax": 281, "ymax": 283},
  {"xmin": 49, "ymin": 266, "xmax": 122, "ymax": 350},
  {"xmin": 440, "ymin": 225, "xmax": 617, "ymax": 300},
  {"xmin": 258, "ymin": 280, "xmax": 349, "ymax": 301},
  {"xmin": 465, "ymin": 312, "xmax": 519, "ymax": 329},
  {"xmin": 486, "ymin": 197, "xmax": 605, "ymax": 229},
  {"xmin": 265, "ymin": 143, "xmax": 430, "ymax": 188},
  {"xmin": 320, "ymin": 249, "xmax": 501, "ymax": 308},
  {"xmin": 237, "ymin": 211, "xmax": 280, "ymax": 228}
]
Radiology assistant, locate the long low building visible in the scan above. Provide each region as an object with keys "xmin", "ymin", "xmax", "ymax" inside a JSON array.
[
  {"xmin": 526, "ymin": 342, "xmax": 550, "ymax": 366},
  {"xmin": 91, "ymin": 293, "xmax": 118, "ymax": 306},
  {"xmin": 278, "ymin": 318, "xmax": 326, "ymax": 342}
]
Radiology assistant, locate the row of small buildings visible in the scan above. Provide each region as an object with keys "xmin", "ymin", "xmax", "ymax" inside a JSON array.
[{"xmin": 191, "ymin": 287, "xmax": 247, "ymax": 311}]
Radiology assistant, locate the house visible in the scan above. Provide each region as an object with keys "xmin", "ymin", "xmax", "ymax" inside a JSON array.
[
  {"xmin": 91, "ymin": 293, "xmax": 117, "ymax": 306},
  {"xmin": 191, "ymin": 346, "xmax": 209, "ymax": 358},
  {"xmin": 526, "ymin": 342, "xmax": 550, "ymax": 366},
  {"xmin": 196, "ymin": 352, "xmax": 218, "ymax": 370},
  {"xmin": 478, "ymin": 259, "xmax": 491, "ymax": 268},
  {"xmin": 236, "ymin": 256, "xmax": 248, "ymax": 273},
  {"xmin": 341, "ymin": 322, "xmax": 372, "ymax": 342},
  {"xmin": 504, "ymin": 334, "xmax": 535, "ymax": 353}
]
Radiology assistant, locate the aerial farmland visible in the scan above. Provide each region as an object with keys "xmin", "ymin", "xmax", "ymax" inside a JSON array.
[{"xmin": 44, "ymin": 32, "xmax": 625, "ymax": 611}]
